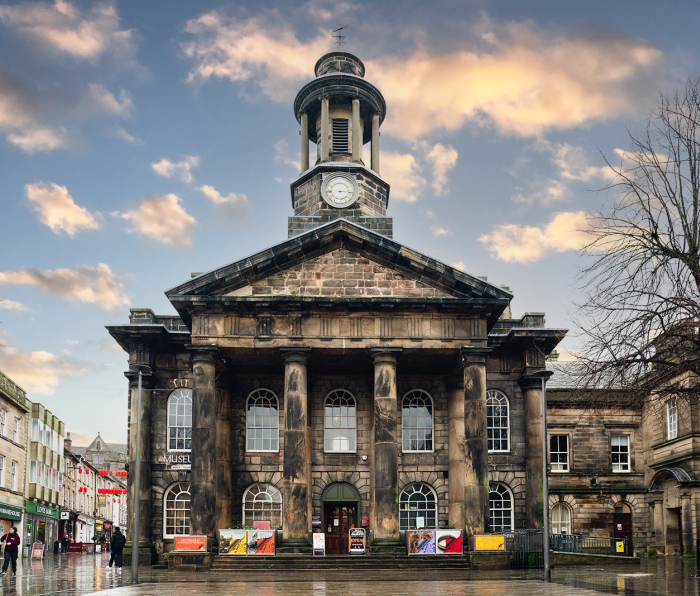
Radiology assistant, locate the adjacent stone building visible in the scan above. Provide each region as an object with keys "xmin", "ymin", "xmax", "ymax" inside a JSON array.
[{"xmin": 108, "ymin": 52, "xmax": 567, "ymax": 561}]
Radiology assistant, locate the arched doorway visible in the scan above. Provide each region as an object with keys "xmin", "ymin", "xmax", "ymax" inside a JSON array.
[
  {"xmin": 649, "ymin": 467, "xmax": 693, "ymax": 556},
  {"xmin": 321, "ymin": 482, "xmax": 360, "ymax": 555},
  {"xmin": 613, "ymin": 502, "xmax": 633, "ymax": 555}
]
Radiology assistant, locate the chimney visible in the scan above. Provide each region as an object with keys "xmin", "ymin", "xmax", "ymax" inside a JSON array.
[{"xmin": 65, "ymin": 432, "xmax": 72, "ymax": 452}]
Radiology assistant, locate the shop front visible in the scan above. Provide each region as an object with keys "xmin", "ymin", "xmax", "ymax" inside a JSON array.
[
  {"xmin": 0, "ymin": 502, "xmax": 23, "ymax": 535},
  {"xmin": 24, "ymin": 500, "xmax": 59, "ymax": 552}
]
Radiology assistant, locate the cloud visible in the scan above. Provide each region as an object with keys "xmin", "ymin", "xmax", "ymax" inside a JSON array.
[
  {"xmin": 512, "ymin": 179, "xmax": 570, "ymax": 207},
  {"xmin": 479, "ymin": 211, "xmax": 591, "ymax": 263},
  {"xmin": 198, "ymin": 185, "xmax": 249, "ymax": 218},
  {"xmin": 431, "ymin": 226, "xmax": 452, "ymax": 237},
  {"xmin": 25, "ymin": 182, "xmax": 100, "ymax": 236},
  {"xmin": 109, "ymin": 126, "xmax": 143, "ymax": 145},
  {"xmin": 381, "ymin": 151, "xmax": 426, "ymax": 203},
  {"xmin": 0, "ymin": 0, "xmax": 137, "ymax": 63},
  {"xmin": 450, "ymin": 261, "xmax": 466, "ymax": 271},
  {"xmin": 97, "ymin": 339, "xmax": 123, "ymax": 353},
  {"xmin": 151, "ymin": 156, "xmax": 199, "ymax": 183},
  {"xmin": 0, "ymin": 299, "xmax": 30, "ymax": 312},
  {"xmin": 183, "ymin": 12, "xmax": 330, "ymax": 102},
  {"xmin": 114, "ymin": 194, "xmax": 196, "ymax": 247},
  {"xmin": 0, "ymin": 263, "xmax": 129, "ymax": 312},
  {"xmin": 65, "ymin": 430, "xmax": 93, "ymax": 445},
  {"xmin": 274, "ymin": 139, "xmax": 300, "ymax": 170},
  {"xmin": 425, "ymin": 143, "xmax": 458, "ymax": 195},
  {"xmin": 0, "ymin": 336, "xmax": 87, "ymax": 395},
  {"xmin": 87, "ymin": 83, "xmax": 132, "ymax": 116}
]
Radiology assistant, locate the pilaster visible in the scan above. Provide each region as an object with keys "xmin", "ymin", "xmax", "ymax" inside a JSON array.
[{"xmin": 519, "ymin": 374, "xmax": 544, "ymax": 529}]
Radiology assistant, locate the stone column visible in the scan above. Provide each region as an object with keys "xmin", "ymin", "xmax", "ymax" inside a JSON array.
[
  {"xmin": 519, "ymin": 375, "xmax": 545, "ymax": 529},
  {"xmin": 371, "ymin": 348, "xmax": 400, "ymax": 539},
  {"xmin": 462, "ymin": 347, "xmax": 490, "ymax": 536},
  {"xmin": 654, "ymin": 498, "xmax": 665, "ymax": 554},
  {"xmin": 300, "ymin": 112, "xmax": 309, "ymax": 172},
  {"xmin": 320, "ymin": 97, "xmax": 329, "ymax": 162},
  {"xmin": 215, "ymin": 382, "xmax": 232, "ymax": 533},
  {"xmin": 446, "ymin": 368, "xmax": 468, "ymax": 530},
  {"xmin": 189, "ymin": 346, "xmax": 219, "ymax": 544},
  {"xmin": 682, "ymin": 493, "xmax": 693, "ymax": 555},
  {"xmin": 352, "ymin": 98, "xmax": 361, "ymax": 163},
  {"xmin": 371, "ymin": 113, "xmax": 380, "ymax": 174},
  {"xmin": 125, "ymin": 367, "xmax": 156, "ymax": 546},
  {"xmin": 282, "ymin": 348, "xmax": 311, "ymax": 541}
]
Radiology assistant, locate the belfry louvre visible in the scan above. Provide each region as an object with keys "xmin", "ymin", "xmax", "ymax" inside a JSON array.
[{"xmin": 108, "ymin": 52, "xmax": 567, "ymax": 561}]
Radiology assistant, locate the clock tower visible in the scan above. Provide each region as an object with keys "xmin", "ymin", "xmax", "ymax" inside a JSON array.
[{"xmin": 289, "ymin": 52, "xmax": 392, "ymax": 238}]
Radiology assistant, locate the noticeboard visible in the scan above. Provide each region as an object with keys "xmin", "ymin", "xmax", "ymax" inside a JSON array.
[
  {"xmin": 408, "ymin": 530, "xmax": 435, "ymax": 555},
  {"xmin": 348, "ymin": 528, "xmax": 366, "ymax": 555},
  {"xmin": 219, "ymin": 530, "xmax": 247, "ymax": 555},
  {"xmin": 31, "ymin": 543, "xmax": 44, "ymax": 559},
  {"xmin": 616, "ymin": 541, "xmax": 625, "ymax": 553},
  {"xmin": 435, "ymin": 530, "xmax": 463, "ymax": 555},
  {"xmin": 313, "ymin": 533, "xmax": 325, "ymax": 556}
]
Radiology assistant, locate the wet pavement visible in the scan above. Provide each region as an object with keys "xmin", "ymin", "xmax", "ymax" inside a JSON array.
[{"xmin": 0, "ymin": 552, "xmax": 697, "ymax": 596}]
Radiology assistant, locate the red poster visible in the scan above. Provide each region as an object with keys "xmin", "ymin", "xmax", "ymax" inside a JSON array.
[
  {"xmin": 174, "ymin": 536, "xmax": 207, "ymax": 551},
  {"xmin": 361, "ymin": 515, "xmax": 369, "ymax": 527},
  {"xmin": 253, "ymin": 520, "xmax": 271, "ymax": 530}
]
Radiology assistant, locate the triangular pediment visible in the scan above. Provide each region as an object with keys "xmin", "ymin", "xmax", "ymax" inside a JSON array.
[{"xmin": 166, "ymin": 219, "xmax": 511, "ymax": 304}]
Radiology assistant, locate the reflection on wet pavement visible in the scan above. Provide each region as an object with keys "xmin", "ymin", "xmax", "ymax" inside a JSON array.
[{"xmin": 0, "ymin": 552, "xmax": 696, "ymax": 596}]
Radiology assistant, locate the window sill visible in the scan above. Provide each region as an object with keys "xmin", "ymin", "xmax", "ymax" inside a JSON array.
[
  {"xmin": 324, "ymin": 451, "xmax": 357, "ymax": 455},
  {"xmin": 246, "ymin": 450, "xmax": 280, "ymax": 454}
]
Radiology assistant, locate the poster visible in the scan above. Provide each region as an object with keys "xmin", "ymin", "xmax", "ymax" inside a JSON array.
[
  {"xmin": 253, "ymin": 520, "xmax": 271, "ymax": 530},
  {"xmin": 174, "ymin": 536, "xmax": 208, "ymax": 552},
  {"xmin": 435, "ymin": 530, "xmax": 463, "ymax": 555},
  {"xmin": 312, "ymin": 515, "xmax": 322, "ymax": 528},
  {"xmin": 247, "ymin": 530, "xmax": 275, "ymax": 555},
  {"xmin": 416, "ymin": 517, "xmax": 425, "ymax": 528},
  {"xmin": 470, "ymin": 535, "xmax": 505, "ymax": 550},
  {"xmin": 219, "ymin": 529, "xmax": 247, "ymax": 555},
  {"xmin": 313, "ymin": 533, "xmax": 325, "ymax": 556},
  {"xmin": 349, "ymin": 528, "xmax": 366, "ymax": 555},
  {"xmin": 361, "ymin": 515, "xmax": 369, "ymax": 527},
  {"xmin": 408, "ymin": 530, "xmax": 435, "ymax": 555},
  {"xmin": 616, "ymin": 541, "xmax": 625, "ymax": 553}
]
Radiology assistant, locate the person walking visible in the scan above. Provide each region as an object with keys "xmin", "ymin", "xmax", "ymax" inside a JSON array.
[
  {"xmin": 108, "ymin": 527, "xmax": 126, "ymax": 573},
  {"xmin": 61, "ymin": 535, "xmax": 70, "ymax": 554},
  {"xmin": 1, "ymin": 527, "xmax": 20, "ymax": 576}
]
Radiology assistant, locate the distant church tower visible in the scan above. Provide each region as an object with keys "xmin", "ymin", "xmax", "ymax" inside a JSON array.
[{"xmin": 289, "ymin": 52, "xmax": 391, "ymax": 238}]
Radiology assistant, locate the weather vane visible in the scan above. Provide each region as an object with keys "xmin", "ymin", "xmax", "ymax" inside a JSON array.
[{"xmin": 332, "ymin": 24, "xmax": 348, "ymax": 46}]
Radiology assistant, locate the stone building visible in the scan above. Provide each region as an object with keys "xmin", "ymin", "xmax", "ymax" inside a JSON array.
[
  {"xmin": 0, "ymin": 370, "xmax": 29, "ymax": 535},
  {"xmin": 73, "ymin": 433, "xmax": 127, "ymax": 474},
  {"xmin": 108, "ymin": 51, "xmax": 567, "ymax": 561}
]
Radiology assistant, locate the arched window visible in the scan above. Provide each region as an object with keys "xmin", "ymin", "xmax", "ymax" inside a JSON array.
[
  {"xmin": 246, "ymin": 389, "xmax": 279, "ymax": 452},
  {"xmin": 486, "ymin": 390, "xmax": 509, "ymax": 452},
  {"xmin": 551, "ymin": 503, "xmax": 571, "ymax": 534},
  {"xmin": 168, "ymin": 389, "xmax": 192, "ymax": 451},
  {"xmin": 164, "ymin": 482, "xmax": 191, "ymax": 538},
  {"xmin": 243, "ymin": 483, "xmax": 283, "ymax": 528},
  {"xmin": 324, "ymin": 389, "xmax": 356, "ymax": 452},
  {"xmin": 402, "ymin": 390, "xmax": 433, "ymax": 452},
  {"xmin": 489, "ymin": 484, "xmax": 513, "ymax": 532},
  {"xmin": 399, "ymin": 483, "xmax": 437, "ymax": 530}
]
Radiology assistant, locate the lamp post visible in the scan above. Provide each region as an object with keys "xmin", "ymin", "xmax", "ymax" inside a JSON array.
[
  {"xmin": 532, "ymin": 369, "xmax": 554, "ymax": 582},
  {"xmin": 128, "ymin": 363, "xmax": 150, "ymax": 584}
]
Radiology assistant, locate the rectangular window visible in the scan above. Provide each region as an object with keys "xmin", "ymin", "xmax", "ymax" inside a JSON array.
[
  {"xmin": 667, "ymin": 400, "xmax": 678, "ymax": 440},
  {"xmin": 332, "ymin": 118, "xmax": 349, "ymax": 153},
  {"xmin": 0, "ymin": 456, "xmax": 4, "ymax": 486},
  {"xmin": 0, "ymin": 410, "xmax": 6, "ymax": 436},
  {"xmin": 11, "ymin": 461, "xmax": 17, "ymax": 491},
  {"xmin": 612, "ymin": 435, "xmax": 630, "ymax": 472},
  {"xmin": 550, "ymin": 435, "xmax": 569, "ymax": 472},
  {"xmin": 13, "ymin": 417, "xmax": 20, "ymax": 443},
  {"xmin": 29, "ymin": 460, "xmax": 37, "ymax": 484}
]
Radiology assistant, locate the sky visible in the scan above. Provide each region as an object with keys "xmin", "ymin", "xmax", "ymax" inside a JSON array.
[{"xmin": 0, "ymin": 0, "xmax": 698, "ymax": 444}]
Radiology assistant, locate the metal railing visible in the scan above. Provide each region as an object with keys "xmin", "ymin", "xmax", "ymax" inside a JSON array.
[
  {"xmin": 550, "ymin": 534, "xmax": 628, "ymax": 556},
  {"xmin": 505, "ymin": 531, "xmax": 544, "ymax": 569}
]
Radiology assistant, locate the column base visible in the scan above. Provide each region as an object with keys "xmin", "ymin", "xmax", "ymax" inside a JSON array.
[
  {"xmin": 123, "ymin": 541, "xmax": 158, "ymax": 566},
  {"xmin": 370, "ymin": 538, "xmax": 407, "ymax": 556},
  {"xmin": 276, "ymin": 538, "xmax": 313, "ymax": 555}
]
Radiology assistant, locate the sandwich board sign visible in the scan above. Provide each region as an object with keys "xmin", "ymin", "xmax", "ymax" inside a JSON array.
[{"xmin": 31, "ymin": 543, "xmax": 44, "ymax": 559}]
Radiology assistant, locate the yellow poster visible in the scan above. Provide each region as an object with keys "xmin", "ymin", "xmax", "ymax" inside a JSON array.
[
  {"xmin": 473, "ymin": 535, "xmax": 505, "ymax": 550},
  {"xmin": 616, "ymin": 541, "xmax": 624, "ymax": 553}
]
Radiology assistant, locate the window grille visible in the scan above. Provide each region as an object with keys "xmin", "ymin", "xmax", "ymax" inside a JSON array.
[
  {"xmin": 489, "ymin": 483, "xmax": 513, "ymax": 532},
  {"xmin": 164, "ymin": 482, "xmax": 191, "ymax": 538},
  {"xmin": 550, "ymin": 435, "xmax": 569, "ymax": 472},
  {"xmin": 332, "ymin": 119, "xmax": 349, "ymax": 152},
  {"xmin": 324, "ymin": 390, "xmax": 356, "ymax": 452},
  {"xmin": 551, "ymin": 503, "xmax": 571, "ymax": 534},
  {"xmin": 486, "ymin": 390, "xmax": 510, "ymax": 452},
  {"xmin": 243, "ymin": 483, "xmax": 283, "ymax": 528},
  {"xmin": 399, "ymin": 483, "xmax": 437, "ymax": 530},
  {"xmin": 168, "ymin": 389, "xmax": 192, "ymax": 451},
  {"xmin": 611, "ymin": 435, "xmax": 630, "ymax": 472},
  {"xmin": 246, "ymin": 389, "xmax": 279, "ymax": 452},
  {"xmin": 667, "ymin": 400, "xmax": 678, "ymax": 439},
  {"xmin": 402, "ymin": 390, "xmax": 434, "ymax": 452}
]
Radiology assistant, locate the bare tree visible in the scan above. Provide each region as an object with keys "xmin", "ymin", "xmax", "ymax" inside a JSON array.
[{"xmin": 572, "ymin": 77, "xmax": 700, "ymax": 408}]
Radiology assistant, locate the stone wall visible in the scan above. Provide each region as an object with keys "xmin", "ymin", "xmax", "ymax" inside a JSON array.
[
  {"xmin": 288, "ymin": 215, "xmax": 392, "ymax": 238},
  {"xmin": 293, "ymin": 171, "xmax": 387, "ymax": 218}
]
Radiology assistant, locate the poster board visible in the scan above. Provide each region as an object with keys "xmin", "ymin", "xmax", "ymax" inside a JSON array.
[
  {"xmin": 349, "ymin": 528, "xmax": 366, "ymax": 555},
  {"xmin": 31, "ymin": 543, "xmax": 44, "ymax": 559},
  {"xmin": 616, "ymin": 541, "xmax": 625, "ymax": 553},
  {"xmin": 174, "ymin": 536, "xmax": 209, "ymax": 552},
  {"xmin": 219, "ymin": 530, "xmax": 247, "ymax": 555},
  {"xmin": 407, "ymin": 530, "xmax": 435, "ymax": 555},
  {"xmin": 469, "ymin": 535, "xmax": 505, "ymax": 551},
  {"xmin": 313, "ymin": 533, "xmax": 325, "ymax": 556},
  {"xmin": 247, "ymin": 530, "xmax": 275, "ymax": 555},
  {"xmin": 435, "ymin": 530, "xmax": 463, "ymax": 555}
]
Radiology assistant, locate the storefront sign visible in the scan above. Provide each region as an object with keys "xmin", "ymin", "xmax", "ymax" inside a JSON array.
[
  {"xmin": 313, "ymin": 533, "xmax": 325, "ymax": 556},
  {"xmin": 361, "ymin": 515, "xmax": 369, "ymax": 527},
  {"xmin": 312, "ymin": 515, "xmax": 322, "ymax": 528},
  {"xmin": 77, "ymin": 516, "xmax": 87, "ymax": 524},
  {"xmin": 219, "ymin": 530, "xmax": 247, "ymax": 555},
  {"xmin": 174, "ymin": 535, "xmax": 209, "ymax": 552},
  {"xmin": 0, "ymin": 502, "xmax": 23, "ymax": 521},
  {"xmin": 160, "ymin": 454, "xmax": 191, "ymax": 465},
  {"xmin": 247, "ymin": 530, "xmax": 275, "ymax": 555},
  {"xmin": 98, "ymin": 496, "xmax": 106, "ymax": 507},
  {"xmin": 349, "ymin": 528, "xmax": 366, "ymax": 555},
  {"xmin": 60, "ymin": 511, "xmax": 70, "ymax": 520},
  {"xmin": 408, "ymin": 530, "xmax": 436, "ymax": 555},
  {"xmin": 435, "ymin": 530, "xmax": 463, "ymax": 555},
  {"xmin": 24, "ymin": 500, "xmax": 59, "ymax": 519},
  {"xmin": 31, "ymin": 543, "xmax": 44, "ymax": 559},
  {"xmin": 470, "ymin": 535, "xmax": 505, "ymax": 551}
]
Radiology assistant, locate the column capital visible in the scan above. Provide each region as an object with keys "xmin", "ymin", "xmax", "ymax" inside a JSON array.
[
  {"xmin": 371, "ymin": 347, "xmax": 401, "ymax": 365},
  {"xmin": 187, "ymin": 344, "xmax": 219, "ymax": 364},
  {"xmin": 281, "ymin": 346, "xmax": 310, "ymax": 364},
  {"xmin": 124, "ymin": 369, "xmax": 157, "ymax": 389},
  {"xmin": 460, "ymin": 346, "xmax": 491, "ymax": 366},
  {"xmin": 518, "ymin": 371, "xmax": 553, "ymax": 392}
]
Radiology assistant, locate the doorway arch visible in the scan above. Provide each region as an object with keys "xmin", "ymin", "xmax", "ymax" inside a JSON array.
[{"xmin": 321, "ymin": 482, "xmax": 361, "ymax": 554}]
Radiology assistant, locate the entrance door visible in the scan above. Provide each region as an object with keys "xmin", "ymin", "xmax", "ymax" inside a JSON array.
[
  {"xmin": 324, "ymin": 503, "xmax": 357, "ymax": 555},
  {"xmin": 613, "ymin": 513, "xmax": 633, "ymax": 555}
]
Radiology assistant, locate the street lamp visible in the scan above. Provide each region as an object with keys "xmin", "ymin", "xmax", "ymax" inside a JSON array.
[
  {"xmin": 128, "ymin": 363, "xmax": 151, "ymax": 584},
  {"xmin": 532, "ymin": 369, "xmax": 554, "ymax": 582}
]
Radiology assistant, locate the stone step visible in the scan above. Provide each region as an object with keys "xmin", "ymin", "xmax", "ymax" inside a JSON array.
[{"xmin": 210, "ymin": 554, "xmax": 471, "ymax": 571}]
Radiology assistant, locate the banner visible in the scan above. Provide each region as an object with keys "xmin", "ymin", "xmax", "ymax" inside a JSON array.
[
  {"xmin": 219, "ymin": 530, "xmax": 247, "ymax": 555},
  {"xmin": 247, "ymin": 530, "xmax": 275, "ymax": 555},
  {"xmin": 174, "ymin": 536, "xmax": 208, "ymax": 552},
  {"xmin": 470, "ymin": 535, "xmax": 505, "ymax": 551},
  {"xmin": 408, "ymin": 530, "xmax": 435, "ymax": 555},
  {"xmin": 435, "ymin": 530, "xmax": 462, "ymax": 555}
]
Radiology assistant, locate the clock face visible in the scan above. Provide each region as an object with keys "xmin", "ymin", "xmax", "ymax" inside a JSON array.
[{"xmin": 322, "ymin": 174, "xmax": 358, "ymax": 208}]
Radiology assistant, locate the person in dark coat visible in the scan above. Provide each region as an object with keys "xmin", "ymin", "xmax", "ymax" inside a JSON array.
[
  {"xmin": 1, "ymin": 527, "xmax": 20, "ymax": 576},
  {"xmin": 108, "ymin": 527, "xmax": 126, "ymax": 571}
]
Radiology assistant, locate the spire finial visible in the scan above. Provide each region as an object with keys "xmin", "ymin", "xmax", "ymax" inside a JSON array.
[{"xmin": 332, "ymin": 24, "xmax": 347, "ymax": 46}]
